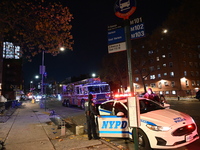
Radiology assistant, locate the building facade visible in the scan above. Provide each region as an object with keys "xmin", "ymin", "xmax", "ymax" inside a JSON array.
[
  {"xmin": 132, "ymin": 41, "xmax": 200, "ymax": 98},
  {"xmin": 1, "ymin": 42, "xmax": 24, "ymax": 100}
]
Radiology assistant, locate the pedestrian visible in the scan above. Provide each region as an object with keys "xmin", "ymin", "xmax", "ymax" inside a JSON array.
[
  {"xmin": 160, "ymin": 94, "xmax": 167, "ymax": 104},
  {"xmin": 144, "ymin": 88, "xmax": 161, "ymax": 103},
  {"xmin": 85, "ymin": 94, "xmax": 100, "ymax": 140}
]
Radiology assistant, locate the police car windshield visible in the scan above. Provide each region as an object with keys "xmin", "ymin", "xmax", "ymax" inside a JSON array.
[
  {"xmin": 139, "ymin": 99, "xmax": 164, "ymax": 114},
  {"xmin": 88, "ymin": 85, "xmax": 110, "ymax": 93}
]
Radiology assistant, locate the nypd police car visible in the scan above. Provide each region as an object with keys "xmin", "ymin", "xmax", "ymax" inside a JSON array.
[{"xmin": 97, "ymin": 98, "xmax": 199, "ymax": 149}]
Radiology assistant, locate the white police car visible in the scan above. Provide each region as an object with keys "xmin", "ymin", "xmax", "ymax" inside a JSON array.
[{"xmin": 97, "ymin": 98, "xmax": 199, "ymax": 149}]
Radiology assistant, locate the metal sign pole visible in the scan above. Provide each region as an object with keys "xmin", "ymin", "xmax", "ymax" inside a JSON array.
[{"xmin": 124, "ymin": 19, "xmax": 139, "ymax": 150}]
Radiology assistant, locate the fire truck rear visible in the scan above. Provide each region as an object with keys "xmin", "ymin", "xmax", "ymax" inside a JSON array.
[{"xmin": 61, "ymin": 78, "xmax": 111, "ymax": 109}]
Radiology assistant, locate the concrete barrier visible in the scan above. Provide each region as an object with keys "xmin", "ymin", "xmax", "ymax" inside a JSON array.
[{"xmin": 76, "ymin": 125, "xmax": 85, "ymax": 135}]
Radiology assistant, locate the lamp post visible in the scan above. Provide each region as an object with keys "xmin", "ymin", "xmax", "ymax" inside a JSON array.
[
  {"xmin": 40, "ymin": 50, "xmax": 45, "ymax": 96},
  {"xmin": 30, "ymin": 81, "xmax": 33, "ymax": 92},
  {"xmin": 40, "ymin": 47, "xmax": 65, "ymax": 111}
]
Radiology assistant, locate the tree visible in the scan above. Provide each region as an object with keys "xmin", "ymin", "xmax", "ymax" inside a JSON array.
[
  {"xmin": 131, "ymin": 38, "xmax": 153, "ymax": 93},
  {"xmin": 0, "ymin": 0, "xmax": 73, "ymax": 60},
  {"xmin": 150, "ymin": 0, "xmax": 200, "ymax": 53},
  {"xmin": 100, "ymin": 52, "xmax": 128, "ymax": 92}
]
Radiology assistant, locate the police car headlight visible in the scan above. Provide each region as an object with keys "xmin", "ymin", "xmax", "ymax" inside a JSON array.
[{"xmin": 146, "ymin": 124, "xmax": 171, "ymax": 131}]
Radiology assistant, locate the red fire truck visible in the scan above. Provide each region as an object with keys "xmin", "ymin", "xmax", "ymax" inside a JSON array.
[{"xmin": 61, "ymin": 78, "xmax": 111, "ymax": 109}]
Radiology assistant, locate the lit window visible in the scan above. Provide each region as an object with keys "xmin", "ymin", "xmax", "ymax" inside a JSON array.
[
  {"xmin": 156, "ymin": 57, "xmax": 159, "ymax": 61},
  {"xmin": 143, "ymin": 76, "xmax": 147, "ymax": 80},
  {"xmin": 197, "ymin": 80, "xmax": 200, "ymax": 86},
  {"xmin": 165, "ymin": 91, "xmax": 169, "ymax": 94},
  {"xmin": 150, "ymin": 75, "xmax": 155, "ymax": 79},
  {"xmin": 3, "ymin": 42, "xmax": 21, "ymax": 59},
  {"xmin": 192, "ymin": 81, "xmax": 195, "ymax": 86},
  {"xmin": 162, "ymin": 55, "xmax": 166, "ymax": 58},
  {"xmin": 184, "ymin": 71, "xmax": 187, "ymax": 76},
  {"xmin": 171, "ymin": 81, "xmax": 175, "ymax": 87},
  {"xmin": 185, "ymin": 80, "xmax": 189, "ymax": 87},
  {"xmin": 158, "ymin": 74, "xmax": 161, "ymax": 78},
  {"xmin": 157, "ymin": 65, "xmax": 160, "ymax": 70},
  {"xmin": 163, "ymin": 64, "xmax": 166, "ymax": 67},
  {"xmin": 164, "ymin": 82, "xmax": 168, "ymax": 86},
  {"xmin": 148, "ymin": 50, "xmax": 153, "ymax": 54},
  {"xmin": 150, "ymin": 83, "xmax": 156, "ymax": 88},
  {"xmin": 172, "ymin": 91, "xmax": 176, "ymax": 95},
  {"xmin": 170, "ymin": 72, "xmax": 174, "ymax": 77},
  {"xmin": 158, "ymin": 82, "xmax": 162, "ymax": 88},
  {"xmin": 164, "ymin": 73, "xmax": 167, "ymax": 76},
  {"xmin": 135, "ymin": 84, "xmax": 140, "ymax": 89},
  {"xmin": 135, "ymin": 77, "xmax": 139, "ymax": 82}
]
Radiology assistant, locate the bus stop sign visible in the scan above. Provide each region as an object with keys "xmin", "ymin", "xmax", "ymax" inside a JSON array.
[{"xmin": 114, "ymin": 0, "xmax": 136, "ymax": 19}]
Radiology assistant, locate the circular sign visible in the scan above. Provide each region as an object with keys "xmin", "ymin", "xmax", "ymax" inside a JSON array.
[{"xmin": 114, "ymin": 0, "xmax": 136, "ymax": 20}]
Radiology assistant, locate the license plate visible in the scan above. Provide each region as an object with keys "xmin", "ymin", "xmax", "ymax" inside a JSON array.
[{"xmin": 186, "ymin": 134, "xmax": 193, "ymax": 142}]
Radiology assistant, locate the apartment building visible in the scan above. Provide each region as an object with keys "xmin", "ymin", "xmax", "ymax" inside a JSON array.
[
  {"xmin": 132, "ymin": 41, "xmax": 200, "ymax": 98},
  {"xmin": 1, "ymin": 42, "xmax": 24, "ymax": 100}
]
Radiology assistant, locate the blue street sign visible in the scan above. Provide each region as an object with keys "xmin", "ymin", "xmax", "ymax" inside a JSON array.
[
  {"xmin": 108, "ymin": 28, "xmax": 125, "ymax": 45},
  {"xmin": 130, "ymin": 22, "xmax": 145, "ymax": 39}
]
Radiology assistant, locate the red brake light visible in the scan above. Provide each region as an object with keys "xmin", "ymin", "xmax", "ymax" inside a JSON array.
[{"xmin": 187, "ymin": 124, "xmax": 194, "ymax": 129}]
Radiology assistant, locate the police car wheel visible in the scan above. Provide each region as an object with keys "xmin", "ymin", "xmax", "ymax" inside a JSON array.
[
  {"xmin": 133, "ymin": 129, "xmax": 151, "ymax": 150},
  {"xmin": 66, "ymin": 100, "xmax": 70, "ymax": 107},
  {"xmin": 62, "ymin": 100, "xmax": 67, "ymax": 107}
]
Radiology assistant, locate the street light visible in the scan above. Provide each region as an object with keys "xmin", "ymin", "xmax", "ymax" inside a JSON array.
[
  {"xmin": 60, "ymin": 47, "xmax": 65, "ymax": 51},
  {"xmin": 92, "ymin": 73, "xmax": 96, "ymax": 78},
  {"xmin": 162, "ymin": 29, "xmax": 168, "ymax": 34},
  {"xmin": 40, "ymin": 47, "xmax": 65, "ymax": 111}
]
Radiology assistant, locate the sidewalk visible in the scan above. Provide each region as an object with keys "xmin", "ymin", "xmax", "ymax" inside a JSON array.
[{"xmin": 0, "ymin": 102, "xmax": 121, "ymax": 150}]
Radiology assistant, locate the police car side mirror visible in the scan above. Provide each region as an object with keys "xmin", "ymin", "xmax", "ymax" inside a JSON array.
[{"xmin": 116, "ymin": 112, "xmax": 124, "ymax": 116}]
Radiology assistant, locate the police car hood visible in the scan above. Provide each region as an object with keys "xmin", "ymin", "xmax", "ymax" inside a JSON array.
[{"xmin": 141, "ymin": 108, "xmax": 194, "ymax": 126}]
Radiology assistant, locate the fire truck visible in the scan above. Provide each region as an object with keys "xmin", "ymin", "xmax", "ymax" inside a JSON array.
[{"xmin": 61, "ymin": 78, "xmax": 111, "ymax": 109}]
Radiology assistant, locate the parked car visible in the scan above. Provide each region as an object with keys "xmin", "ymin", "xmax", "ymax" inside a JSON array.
[{"xmin": 97, "ymin": 98, "xmax": 199, "ymax": 150}]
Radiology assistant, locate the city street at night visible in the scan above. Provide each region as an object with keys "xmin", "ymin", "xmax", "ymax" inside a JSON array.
[{"xmin": 45, "ymin": 98, "xmax": 200, "ymax": 150}]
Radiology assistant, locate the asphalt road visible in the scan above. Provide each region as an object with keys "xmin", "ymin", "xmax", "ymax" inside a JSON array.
[{"xmin": 45, "ymin": 99, "xmax": 200, "ymax": 150}]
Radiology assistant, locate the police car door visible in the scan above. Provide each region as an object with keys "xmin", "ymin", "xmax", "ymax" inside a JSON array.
[{"xmin": 98, "ymin": 101, "xmax": 129, "ymax": 138}]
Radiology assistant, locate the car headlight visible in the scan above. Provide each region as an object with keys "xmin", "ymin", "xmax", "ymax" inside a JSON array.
[{"xmin": 146, "ymin": 124, "xmax": 171, "ymax": 131}]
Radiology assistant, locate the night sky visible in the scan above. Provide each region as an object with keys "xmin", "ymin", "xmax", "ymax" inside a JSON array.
[{"xmin": 22, "ymin": 0, "xmax": 180, "ymax": 87}]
